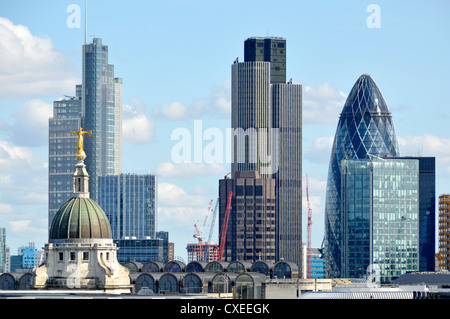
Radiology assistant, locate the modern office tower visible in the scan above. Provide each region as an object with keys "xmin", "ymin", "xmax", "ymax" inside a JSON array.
[
  {"xmin": 438, "ymin": 195, "xmax": 450, "ymax": 271},
  {"xmin": 244, "ymin": 37, "xmax": 286, "ymax": 84},
  {"xmin": 393, "ymin": 157, "xmax": 435, "ymax": 272},
  {"xmin": 231, "ymin": 61, "xmax": 272, "ymax": 175},
  {"xmin": 49, "ymin": 37, "xmax": 122, "ymax": 228},
  {"xmin": 340, "ymin": 158, "xmax": 419, "ymax": 283},
  {"xmin": 272, "ymin": 83, "xmax": 302, "ymax": 265},
  {"xmin": 219, "ymin": 171, "xmax": 276, "ymax": 263},
  {"xmin": 82, "ymin": 37, "xmax": 122, "ymax": 201},
  {"xmin": 324, "ymin": 74, "xmax": 400, "ymax": 278},
  {"xmin": 21, "ymin": 243, "xmax": 37, "ymax": 269},
  {"xmin": 48, "ymin": 85, "xmax": 83, "ymax": 226},
  {"xmin": 98, "ymin": 174, "xmax": 157, "ymax": 240},
  {"xmin": 231, "ymin": 37, "xmax": 302, "ymax": 269},
  {"xmin": 113, "ymin": 77, "xmax": 123, "ymax": 174},
  {"xmin": 0, "ymin": 228, "xmax": 5, "ymax": 273}
]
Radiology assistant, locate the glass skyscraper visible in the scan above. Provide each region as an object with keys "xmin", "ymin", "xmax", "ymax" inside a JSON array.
[
  {"xmin": 98, "ymin": 174, "xmax": 157, "ymax": 240},
  {"xmin": 324, "ymin": 74, "xmax": 400, "ymax": 278},
  {"xmin": 230, "ymin": 37, "xmax": 302, "ymax": 269},
  {"xmin": 0, "ymin": 228, "xmax": 6, "ymax": 273},
  {"xmin": 82, "ymin": 37, "xmax": 122, "ymax": 201},
  {"xmin": 48, "ymin": 86, "xmax": 83, "ymax": 225},
  {"xmin": 49, "ymin": 38, "xmax": 122, "ymax": 228},
  {"xmin": 393, "ymin": 156, "xmax": 436, "ymax": 272},
  {"xmin": 340, "ymin": 158, "xmax": 419, "ymax": 283}
]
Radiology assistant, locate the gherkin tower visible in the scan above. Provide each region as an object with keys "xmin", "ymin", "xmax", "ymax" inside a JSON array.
[{"xmin": 324, "ymin": 74, "xmax": 400, "ymax": 278}]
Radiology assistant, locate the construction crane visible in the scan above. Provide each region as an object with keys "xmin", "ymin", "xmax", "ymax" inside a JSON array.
[
  {"xmin": 193, "ymin": 200, "xmax": 213, "ymax": 261},
  {"xmin": 306, "ymin": 174, "xmax": 313, "ymax": 278},
  {"xmin": 193, "ymin": 223, "xmax": 203, "ymax": 260},
  {"xmin": 218, "ymin": 191, "xmax": 234, "ymax": 261},
  {"xmin": 203, "ymin": 199, "xmax": 219, "ymax": 261}
]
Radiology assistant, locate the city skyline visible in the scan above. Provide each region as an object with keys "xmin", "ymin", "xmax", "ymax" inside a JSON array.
[{"xmin": 0, "ymin": 1, "xmax": 449, "ymax": 262}]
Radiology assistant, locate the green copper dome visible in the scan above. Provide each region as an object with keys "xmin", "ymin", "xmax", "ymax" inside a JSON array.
[{"xmin": 49, "ymin": 197, "xmax": 112, "ymax": 240}]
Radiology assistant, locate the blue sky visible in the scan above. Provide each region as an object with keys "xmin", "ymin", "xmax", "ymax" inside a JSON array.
[{"xmin": 0, "ymin": 0, "xmax": 449, "ymax": 261}]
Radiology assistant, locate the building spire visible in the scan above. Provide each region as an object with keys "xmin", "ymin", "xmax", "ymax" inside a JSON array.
[{"xmin": 84, "ymin": 0, "xmax": 87, "ymax": 44}]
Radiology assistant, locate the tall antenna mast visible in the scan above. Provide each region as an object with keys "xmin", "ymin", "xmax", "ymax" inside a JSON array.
[{"xmin": 84, "ymin": 0, "xmax": 87, "ymax": 44}]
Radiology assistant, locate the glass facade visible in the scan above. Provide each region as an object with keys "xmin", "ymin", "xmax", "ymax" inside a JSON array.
[
  {"xmin": 114, "ymin": 237, "xmax": 167, "ymax": 264},
  {"xmin": 21, "ymin": 246, "xmax": 37, "ymax": 269},
  {"xmin": 393, "ymin": 157, "xmax": 436, "ymax": 272},
  {"xmin": 341, "ymin": 158, "xmax": 419, "ymax": 283},
  {"xmin": 82, "ymin": 37, "xmax": 122, "ymax": 201},
  {"xmin": 0, "ymin": 228, "xmax": 5, "ymax": 273},
  {"xmin": 324, "ymin": 74, "xmax": 400, "ymax": 278},
  {"xmin": 49, "ymin": 38, "xmax": 122, "ymax": 227},
  {"xmin": 48, "ymin": 86, "xmax": 83, "ymax": 226},
  {"xmin": 98, "ymin": 174, "xmax": 157, "ymax": 240}
]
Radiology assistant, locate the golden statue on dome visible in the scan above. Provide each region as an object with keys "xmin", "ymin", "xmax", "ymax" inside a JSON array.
[{"xmin": 70, "ymin": 127, "xmax": 93, "ymax": 161}]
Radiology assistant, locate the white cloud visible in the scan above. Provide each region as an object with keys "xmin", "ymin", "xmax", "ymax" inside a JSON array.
[
  {"xmin": 398, "ymin": 134, "xmax": 450, "ymax": 158},
  {"xmin": 154, "ymin": 101, "xmax": 188, "ymax": 120},
  {"xmin": 303, "ymin": 82, "xmax": 347, "ymax": 124},
  {"xmin": 7, "ymin": 218, "xmax": 47, "ymax": 248},
  {"xmin": 4, "ymin": 99, "xmax": 53, "ymax": 146},
  {"xmin": 123, "ymin": 114, "xmax": 155, "ymax": 143},
  {"xmin": 398, "ymin": 134, "xmax": 450, "ymax": 176},
  {"xmin": 206, "ymin": 78, "xmax": 231, "ymax": 117},
  {"xmin": 0, "ymin": 140, "xmax": 47, "ymax": 204},
  {"xmin": 9, "ymin": 220, "xmax": 32, "ymax": 232},
  {"xmin": 157, "ymin": 183, "xmax": 214, "ymax": 246},
  {"xmin": 0, "ymin": 17, "xmax": 78, "ymax": 97},
  {"xmin": 304, "ymin": 136, "xmax": 334, "ymax": 164},
  {"xmin": 122, "ymin": 98, "xmax": 155, "ymax": 144},
  {"xmin": 302, "ymin": 175, "xmax": 327, "ymax": 215},
  {"xmin": 154, "ymin": 79, "xmax": 231, "ymax": 120},
  {"xmin": 0, "ymin": 138, "xmax": 53, "ymax": 249},
  {"xmin": 158, "ymin": 182, "xmax": 207, "ymax": 208},
  {"xmin": 0, "ymin": 203, "xmax": 13, "ymax": 214},
  {"xmin": 158, "ymin": 207, "xmax": 203, "ymax": 226},
  {"xmin": 156, "ymin": 161, "xmax": 227, "ymax": 179}
]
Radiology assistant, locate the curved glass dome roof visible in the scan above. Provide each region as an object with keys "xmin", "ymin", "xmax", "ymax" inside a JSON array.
[
  {"xmin": 334, "ymin": 74, "xmax": 399, "ymax": 160},
  {"xmin": 324, "ymin": 74, "xmax": 400, "ymax": 277},
  {"xmin": 49, "ymin": 197, "xmax": 112, "ymax": 240}
]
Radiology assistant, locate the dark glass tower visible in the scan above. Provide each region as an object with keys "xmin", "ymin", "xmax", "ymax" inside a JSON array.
[
  {"xmin": 230, "ymin": 37, "xmax": 302, "ymax": 270},
  {"xmin": 393, "ymin": 156, "xmax": 436, "ymax": 272},
  {"xmin": 244, "ymin": 37, "xmax": 286, "ymax": 84},
  {"xmin": 324, "ymin": 74, "xmax": 400, "ymax": 278}
]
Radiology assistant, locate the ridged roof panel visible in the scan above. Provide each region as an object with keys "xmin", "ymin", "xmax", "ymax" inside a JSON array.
[{"xmin": 49, "ymin": 197, "xmax": 112, "ymax": 240}]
